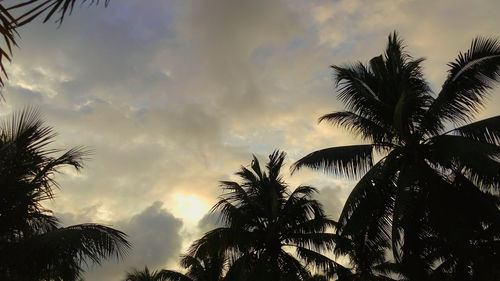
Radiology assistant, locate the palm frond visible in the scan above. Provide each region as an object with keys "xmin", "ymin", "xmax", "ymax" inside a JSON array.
[
  {"xmin": 124, "ymin": 266, "xmax": 176, "ymax": 281},
  {"xmin": 372, "ymin": 262, "xmax": 403, "ymax": 278},
  {"xmin": 448, "ymin": 115, "xmax": 500, "ymax": 145},
  {"xmin": 0, "ymin": 4, "xmax": 18, "ymax": 89},
  {"xmin": 331, "ymin": 63, "xmax": 389, "ymax": 126},
  {"xmin": 287, "ymin": 232, "xmax": 339, "ymax": 252},
  {"xmin": 266, "ymin": 150, "xmax": 286, "ymax": 181},
  {"xmin": 295, "ymin": 246, "xmax": 347, "ymax": 277},
  {"xmin": 0, "ymin": 1, "xmax": 109, "ymax": 90},
  {"xmin": 217, "ymin": 181, "xmax": 249, "ymax": 206},
  {"xmin": 336, "ymin": 150, "xmax": 399, "ymax": 233},
  {"xmin": 319, "ymin": 111, "xmax": 394, "ymax": 144},
  {"xmin": 0, "ymin": 108, "xmax": 90, "ymax": 202},
  {"xmin": 15, "ymin": 223, "xmax": 129, "ymax": 280},
  {"xmin": 422, "ymin": 37, "xmax": 500, "ymax": 135},
  {"xmin": 178, "ymin": 255, "xmax": 204, "ymax": 278},
  {"xmin": 235, "ymin": 166, "xmax": 259, "ymax": 188},
  {"xmin": 426, "ymin": 134, "xmax": 500, "ymax": 189},
  {"xmin": 335, "ymin": 153, "xmax": 400, "ymax": 267},
  {"xmin": 188, "ymin": 227, "xmax": 253, "ymax": 258},
  {"xmin": 24, "ymin": 223, "xmax": 129, "ymax": 262},
  {"xmin": 291, "ymin": 145, "xmax": 373, "ymax": 178},
  {"xmin": 8, "ymin": 0, "xmax": 110, "ymax": 26},
  {"xmin": 223, "ymin": 252, "xmax": 256, "ymax": 281},
  {"xmin": 279, "ymin": 197, "xmax": 326, "ymax": 228},
  {"xmin": 278, "ymin": 250, "xmax": 312, "ymax": 280},
  {"xmin": 157, "ymin": 270, "xmax": 193, "ymax": 281},
  {"xmin": 287, "ymin": 217, "xmax": 337, "ymax": 235},
  {"xmin": 286, "ymin": 185, "xmax": 319, "ymax": 201}
]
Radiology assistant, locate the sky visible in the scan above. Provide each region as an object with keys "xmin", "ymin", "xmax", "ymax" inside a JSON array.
[{"xmin": 1, "ymin": 0, "xmax": 500, "ymax": 280}]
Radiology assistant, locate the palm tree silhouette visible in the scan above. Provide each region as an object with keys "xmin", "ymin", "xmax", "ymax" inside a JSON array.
[
  {"xmin": 0, "ymin": 108, "xmax": 130, "ymax": 280},
  {"xmin": 190, "ymin": 151, "xmax": 345, "ymax": 281},
  {"xmin": 293, "ymin": 33, "xmax": 500, "ymax": 280}
]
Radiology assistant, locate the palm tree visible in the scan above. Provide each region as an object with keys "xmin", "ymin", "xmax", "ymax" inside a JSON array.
[
  {"xmin": 189, "ymin": 151, "xmax": 345, "ymax": 281},
  {"xmin": 0, "ymin": 108, "xmax": 130, "ymax": 280},
  {"xmin": 292, "ymin": 33, "xmax": 500, "ymax": 280},
  {"xmin": 0, "ymin": 0, "xmax": 109, "ymax": 87}
]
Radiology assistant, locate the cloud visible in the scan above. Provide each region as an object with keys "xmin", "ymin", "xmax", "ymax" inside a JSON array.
[
  {"xmin": 1, "ymin": 0, "xmax": 499, "ymax": 280},
  {"xmin": 59, "ymin": 201, "xmax": 183, "ymax": 280}
]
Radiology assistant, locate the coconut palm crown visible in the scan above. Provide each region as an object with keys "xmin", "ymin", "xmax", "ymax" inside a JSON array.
[
  {"xmin": 189, "ymin": 151, "xmax": 346, "ymax": 281},
  {"xmin": 293, "ymin": 32, "xmax": 500, "ymax": 280},
  {"xmin": 0, "ymin": 108, "xmax": 130, "ymax": 280}
]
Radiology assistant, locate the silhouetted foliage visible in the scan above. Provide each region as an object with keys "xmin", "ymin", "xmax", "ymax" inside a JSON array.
[
  {"xmin": 0, "ymin": 108, "xmax": 130, "ymax": 281},
  {"xmin": 159, "ymin": 252, "xmax": 227, "ymax": 281},
  {"xmin": 190, "ymin": 151, "xmax": 345, "ymax": 281},
  {"xmin": 0, "ymin": 0, "xmax": 109, "ymax": 87},
  {"xmin": 124, "ymin": 266, "xmax": 171, "ymax": 281},
  {"xmin": 294, "ymin": 32, "xmax": 500, "ymax": 280}
]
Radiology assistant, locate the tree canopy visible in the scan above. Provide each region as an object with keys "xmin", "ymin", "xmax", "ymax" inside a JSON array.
[
  {"xmin": 294, "ymin": 32, "xmax": 500, "ymax": 280},
  {"xmin": 0, "ymin": 108, "xmax": 130, "ymax": 280},
  {"xmin": 190, "ymin": 151, "xmax": 345, "ymax": 281}
]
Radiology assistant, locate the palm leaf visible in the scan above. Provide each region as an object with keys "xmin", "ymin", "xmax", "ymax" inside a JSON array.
[
  {"xmin": 319, "ymin": 111, "xmax": 394, "ymax": 144},
  {"xmin": 0, "ymin": 4, "xmax": 18, "ymax": 89},
  {"xmin": 295, "ymin": 246, "xmax": 347, "ymax": 277},
  {"xmin": 278, "ymin": 250, "xmax": 312, "ymax": 280},
  {"xmin": 279, "ymin": 197, "xmax": 326, "ymax": 228},
  {"xmin": 286, "ymin": 217, "xmax": 337, "ymax": 235},
  {"xmin": 223, "ymin": 252, "xmax": 256, "ymax": 281},
  {"xmin": 157, "ymin": 270, "xmax": 193, "ymax": 281},
  {"xmin": 426, "ymin": 134, "xmax": 500, "ymax": 189},
  {"xmin": 448, "ymin": 115, "xmax": 500, "ymax": 145},
  {"xmin": 23, "ymin": 223, "xmax": 129, "ymax": 262},
  {"xmin": 331, "ymin": 63, "xmax": 390, "ymax": 127},
  {"xmin": 291, "ymin": 145, "xmax": 373, "ymax": 178},
  {"xmin": 16, "ymin": 223, "xmax": 129, "ymax": 280},
  {"xmin": 179, "ymin": 255, "xmax": 205, "ymax": 279},
  {"xmin": 337, "ymin": 150, "xmax": 400, "ymax": 232},
  {"xmin": 266, "ymin": 150, "xmax": 286, "ymax": 181},
  {"xmin": 8, "ymin": 0, "xmax": 110, "ymax": 26},
  {"xmin": 188, "ymin": 227, "xmax": 254, "ymax": 258},
  {"xmin": 0, "ymin": 1, "xmax": 109, "ymax": 91},
  {"xmin": 287, "ymin": 232, "xmax": 339, "ymax": 252},
  {"xmin": 124, "ymin": 266, "xmax": 173, "ymax": 281},
  {"xmin": 422, "ymin": 37, "xmax": 500, "ymax": 135}
]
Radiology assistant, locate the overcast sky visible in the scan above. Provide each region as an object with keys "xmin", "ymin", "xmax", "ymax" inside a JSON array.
[{"xmin": 1, "ymin": 0, "xmax": 499, "ymax": 280}]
